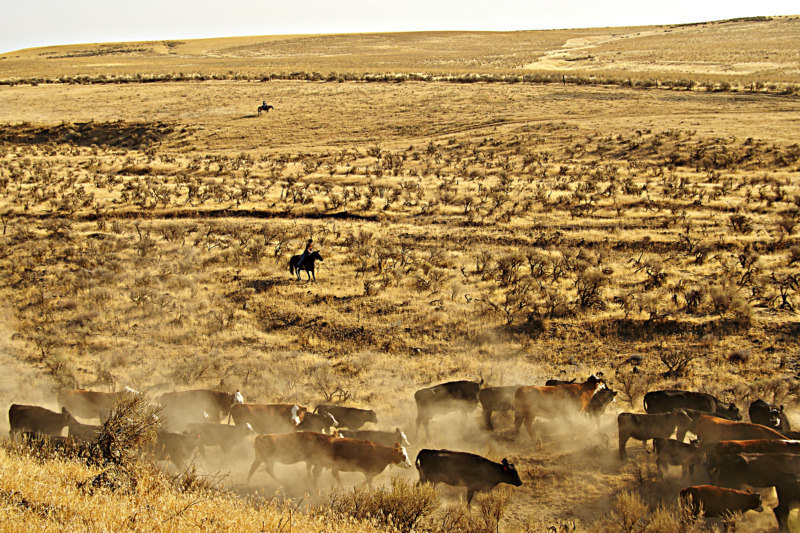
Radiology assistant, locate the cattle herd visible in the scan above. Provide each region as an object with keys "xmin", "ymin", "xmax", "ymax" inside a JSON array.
[{"xmin": 5, "ymin": 375, "xmax": 800, "ymax": 527}]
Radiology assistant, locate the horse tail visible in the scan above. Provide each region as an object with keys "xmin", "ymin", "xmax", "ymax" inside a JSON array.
[{"xmin": 289, "ymin": 259, "xmax": 295, "ymax": 275}]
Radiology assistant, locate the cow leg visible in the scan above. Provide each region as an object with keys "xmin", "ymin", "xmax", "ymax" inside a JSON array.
[
  {"xmin": 332, "ymin": 469, "xmax": 342, "ymax": 486},
  {"xmin": 246, "ymin": 459, "xmax": 263, "ymax": 483},
  {"xmin": 773, "ymin": 504, "xmax": 790, "ymax": 532},
  {"xmin": 618, "ymin": 433, "xmax": 629, "ymax": 460},
  {"xmin": 483, "ymin": 409, "xmax": 494, "ymax": 431},
  {"xmin": 466, "ymin": 488, "xmax": 476, "ymax": 507},
  {"xmin": 364, "ymin": 474, "xmax": 374, "ymax": 488}
]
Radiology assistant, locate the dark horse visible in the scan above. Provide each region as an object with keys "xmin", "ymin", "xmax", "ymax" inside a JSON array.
[
  {"xmin": 289, "ymin": 251, "xmax": 323, "ymax": 282},
  {"xmin": 257, "ymin": 104, "xmax": 274, "ymax": 115}
]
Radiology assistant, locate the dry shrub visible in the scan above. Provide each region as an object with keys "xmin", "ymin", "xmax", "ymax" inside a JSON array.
[
  {"xmin": 95, "ymin": 391, "xmax": 161, "ymax": 467},
  {"xmin": 602, "ymin": 492, "xmax": 649, "ymax": 533},
  {"xmin": 326, "ymin": 477, "xmax": 439, "ymax": 533}
]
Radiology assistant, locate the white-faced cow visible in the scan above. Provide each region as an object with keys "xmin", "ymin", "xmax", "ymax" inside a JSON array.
[
  {"xmin": 415, "ymin": 449, "xmax": 522, "ymax": 506},
  {"xmin": 231, "ymin": 403, "xmax": 306, "ymax": 434},
  {"xmin": 337, "ymin": 428, "xmax": 410, "ymax": 448}
]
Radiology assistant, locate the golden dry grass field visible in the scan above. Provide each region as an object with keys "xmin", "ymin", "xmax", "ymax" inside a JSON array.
[{"xmin": 0, "ymin": 16, "xmax": 800, "ymax": 532}]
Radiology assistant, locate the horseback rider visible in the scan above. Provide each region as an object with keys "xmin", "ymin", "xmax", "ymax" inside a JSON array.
[
  {"xmin": 296, "ymin": 239, "xmax": 313, "ymax": 269},
  {"xmin": 262, "ymin": 100, "xmax": 267, "ymax": 108}
]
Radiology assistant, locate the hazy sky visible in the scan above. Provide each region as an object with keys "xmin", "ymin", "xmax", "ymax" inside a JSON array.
[{"xmin": 1, "ymin": 1, "xmax": 797, "ymax": 54}]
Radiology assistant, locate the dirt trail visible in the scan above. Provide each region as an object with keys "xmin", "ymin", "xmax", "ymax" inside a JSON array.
[{"xmin": 520, "ymin": 29, "xmax": 669, "ymax": 71}]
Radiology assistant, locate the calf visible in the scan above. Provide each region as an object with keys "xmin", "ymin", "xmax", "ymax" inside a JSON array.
[
  {"xmin": 679, "ymin": 485, "xmax": 762, "ymax": 518},
  {"xmin": 295, "ymin": 412, "xmax": 338, "ymax": 434},
  {"xmin": 185, "ymin": 422, "xmax": 255, "ymax": 457},
  {"xmin": 749, "ymin": 399, "xmax": 790, "ymax": 431},
  {"xmin": 478, "ymin": 385, "xmax": 521, "ymax": 431},
  {"xmin": 416, "ymin": 449, "xmax": 522, "ymax": 506},
  {"xmin": 652, "ymin": 438, "xmax": 701, "ymax": 478},
  {"xmin": 617, "ymin": 411, "xmax": 692, "ymax": 459},
  {"xmin": 774, "ymin": 472, "xmax": 800, "ymax": 532},
  {"xmin": 694, "ymin": 414, "xmax": 785, "ymax": 446},
  {"xmin": 315, "ymin": 437, "xmax": 412, "ymax": 486},
  {"xmin": 247, "ymin": 431, "xmax": 340, "ymax": 484},
  {"xmin": 152, "ymin": 430, "xmax": 199, "ymax": 469},
  {"xmin": 514, "ymin": 375, "xmax": 605, "ymax": 438},
  {"xmin": 644, "ymin": 390, "xmax": 741, "ymax": 421},
  {"xmin": 585, "ymin": 389, "xmax": 618, "ymax": 418},
  {"xmin": 337, "ymin": 428, "xmax": 410, "ymax": 448},
  {"xmin": 68, "ymin": 421, "xmax": 101, "ymax": 443},
  {"xmin": 231, "ymin": 403, "xmax": 306, "ymax": 434},
  {"xmin": 314, "ymin": 405, "xmax": 377, "ymax": 430},
  {"xmin": 414, "ymin": 380, "xmax": 481, "ymax": 436},
  {"xmin": 9, "ymin": 405, "xmax": 77, "ymax": 439}
]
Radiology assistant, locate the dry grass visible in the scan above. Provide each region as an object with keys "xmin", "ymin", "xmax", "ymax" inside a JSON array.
[{"xmin": 1, "ymin": 22, "xmax": 799, "ymax": 530}]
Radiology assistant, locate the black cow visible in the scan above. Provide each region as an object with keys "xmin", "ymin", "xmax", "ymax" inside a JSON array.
[
  {"xmin": 478, "ymin": 385, "xmax": 521, "ymax": 431},
  {"xmin": 9, "ymin": 405, "xmax": 78, "ymax": 439},
  {"xmin": 185, "ymin": 422, "xmax": 255, "ymax": 457},
  {"xmin": 774, "ymin": 472, "xmax": 800, "ymax": 532},
  {"xmin": 652, "ymin": 437, "xmax": 701, "ymax": 477},
  {"xmin": 585, "ymin": 388, "xmax": 618, "ymax": 418},
  {"xmin": 152, "ymin": 430, "xmax": 199, "ymax": 469},
  {"xmin": 68, "ymin": 421, "xmax": 101, "ymax": 442},
  {"xmin": 337, "ymin": 428, "xmax": 410, "ymax": 448},
  {"xmin": 415, "ymin": 449, "xmax": 522, "ymax": 506},
  {"xmin": 618, "ymin": 411, "xmax": 692, "ymax": 459},
  {"xmin": 314, "ymin": 405, "xmax": 377, "ymax": 430},
  {"xmin": 643, "ymin": 390, "xmax": 741, "ymax": 421},
  {"xmin": 544, "ymin": 378, "xmax": 576, "ymax": 386},
  {"xmin": 414, "ymin": 380, "xmax": 481, "ymax": 436},
  {"xmin": 749, "ymin": 399, "xmax": 790, "ymax": 431}
]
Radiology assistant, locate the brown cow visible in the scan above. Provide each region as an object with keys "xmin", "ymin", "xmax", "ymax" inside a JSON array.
[
  {"xmin": 247, "ymin": 431, "xmax": 339, "ymax": 484},
  {"xmin": 617, "ymin": 411, "xmax": 692, "ymax": 459},
  {"xmin": 514, "ymin": 375, "xmax": 605, "ymax": 437},
  {"xmin": 694, "ymin": 414, "xmax": 785, "ymax": 446},
  {"xmin": 712, "ymin": 439, "xmax": 800, "ymax": 458},
  {"xmin": 679, "ymin": 485, "xmax": 762, "ymax": 518},
  {"xmin": 314, "ymin": 437, "xmax": 412, "ymax": 486},
  {"xmin": 185, "ymin": 422, "xmax": 255, "ymax": 457},
  {"xmin": 156, "ymin": 389, "xmax": 243, "ymax": 428},
  {"xmin": 57, "ymin": 389, "xmax": 135, "ymax": 421},
  {"xmin": 710, "ymin": 453, "xmax": 800, "ymax": 488},
  {"xmin": 231, "ymin": 403, "xmax": 306, "ymax": 434},
  {"xmin": 9, "ymin": 405, "xmax": 77, "ymax": 439}
]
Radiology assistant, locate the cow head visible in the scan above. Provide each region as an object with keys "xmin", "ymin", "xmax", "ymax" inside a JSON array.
[
  {"xmin": 720, "ymin": 403, "xmax": 742, "ymax": 421},
  {"xmin": 290, "ymin": 405, "xmax": 302, "ymax": 426},
  {"xmin": 500, "ymin": 458, "xmax": 523, "ymax": 486},
  {"xmin": 746, "ymin": 489, "xmax": 763, "ymax": 513},
  {"xmin": 60, "ymin": 407, "xmax": 78, "ymax": 426},
  {"xmin": 234, "ymin": 390, "xmax": 244, "ymax": 405},
  {"xmin": 393, "ymin": 443, "xmax": 412, "ymax": 468},
  {"xmin": 323, "ymin": 413, "xmax": 339, "ymax": 433},
  {"xmin": 366, "ymin": 410, "xmax": 378, "ymax": 424},
  {"xmin": 394, "ymin": 428, "xmax": 410, "ymax": 448}
]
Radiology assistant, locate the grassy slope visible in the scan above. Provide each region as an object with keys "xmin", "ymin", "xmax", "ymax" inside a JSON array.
[{"xmin": 1, "ymin": 16, "xmax": 799, "ymax": 83}]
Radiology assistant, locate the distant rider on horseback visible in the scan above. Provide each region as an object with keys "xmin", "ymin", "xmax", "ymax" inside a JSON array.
[{"xmin": 296, "ymin": 239, "xmax": 313, "ymax": 269}]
